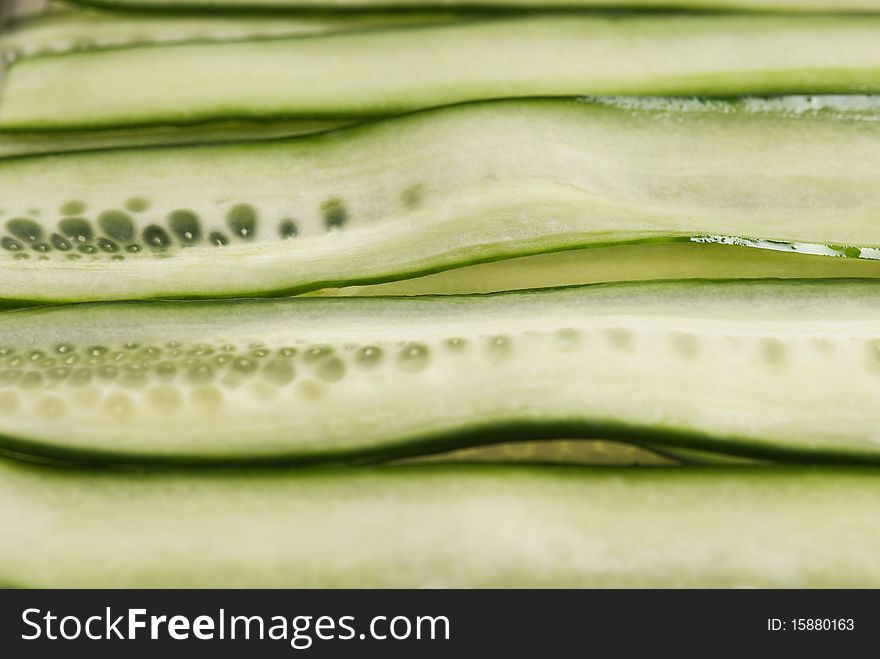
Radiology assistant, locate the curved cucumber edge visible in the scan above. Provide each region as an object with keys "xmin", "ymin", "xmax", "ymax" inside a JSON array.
[{"xmin": 0, "ymin": 413, "xmax": 876, "ymax": 468}]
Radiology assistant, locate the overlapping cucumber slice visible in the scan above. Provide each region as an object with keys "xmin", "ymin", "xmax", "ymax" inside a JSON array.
[
  {"xmin": 3, "ymin": 461, "xmax": 878, "ymax": 587},
  {"xmin": 0, "ymin": 7, "xmax": 461, "ymax": 59},
  {"xmin": 4, "ymin": 16, "xmax": 880, "ymax": 130},
  {"xmin": 0, "ymin": 119, "xmax": 349, "ymax": 158},
  {"xmin": 2, "ymin": 279, "xmax": 880, "ymax": 464},
  {"xmin": 314, "ymin": 243, "xmax": 880, "ymax": 297},
  {"xmin": 1, "ymin": 97, "xmax": 880, "ymax": 303}
]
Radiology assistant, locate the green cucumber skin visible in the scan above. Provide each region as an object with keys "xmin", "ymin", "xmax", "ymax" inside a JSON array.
[
  {"xmin": 399, "ymin": 439, "xmax": 679, "ymax": 466},
  {"xmin": 316, "ymin": 242, "xmax": 880, "ymax": 298},
  {"xmin": 0, "ymin": 8, "xmax": 360, "ymax": 157},
  {"xmin": 0, "ymin": 418, "xmax": 848, "ymax": 468},
  {"xmin": 0, "ymin": 119, "xmax": 350, "ymax": 159},
  {"xmin": 4, "ymin": 461, "xmax": 880, "ymax": 588},
  {"xmin": 1, "ymin": 97, "xmax": 880, "ymax": 303},
  {"xmin": 10, "ymin": 241, "xmax": 880, "ymax": 309},
  {"xmin": 5, "ymin": 279, "xmax": 880, "ymax": 464},
  {"xmin": 61, "ymin": 0, "xmax": 880, "ymax": 13},
  {"xmin": 6, "ymin": 16, "xmax": 880, "ymax": 130}
]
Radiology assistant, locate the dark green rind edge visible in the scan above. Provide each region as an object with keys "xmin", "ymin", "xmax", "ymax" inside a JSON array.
[
  {"xmin": 652, "ymin": 445, "xmax": 770, "ymax": 465},
  {"xmin": 0, "ymin": 94, "xmax": 521, "ymax": 143},
  {"xmin": 0, "ymin": 92, "xmax": 872, "ymax": 143},
  {"xmin": 0, "ymin": 236, "xmax": 696, "ymax": 307},
  {"xmin": 9, "ymin": 274, "xmax": 873, "ymax": 312},
  {"xmin": 3, "ymin": 236, "xmax": 878, "ymax": 307},
  {"xmin": 1, "ymin": 416, "xmax": 879, "ymax": 470},
  {"xmin": 3, "ymin": 89, "xmax": 877, "ymax": 133},
  {"xmin": 0, "ymin": 120, "xmax": 360, "ymax": 162}
]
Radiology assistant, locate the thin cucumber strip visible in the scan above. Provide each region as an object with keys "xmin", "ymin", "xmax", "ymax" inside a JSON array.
[
  {"xmin": 5, "ymin": 16, "xmax": 880, "ymax": 130},
  {"xmin": 3, "ymin": 280, "xmax": 880, "ymax": 463},
  {"xmin": 1, "ymin": 97, "xmax": 880, "ymax": 303},
  {"xmin": 3, "ymin": 462, "xmax": 880, "ymax": 587},
  {"xmin": 0, "ymin": 8, "xmax": 463, "ymax": 59},
  {"xmin": 398, "ymin": 439, "xmax": 678, "ymax": 466},
  {"xmin": 60, "ymin": 0, "xmax": 880, "ymax": 13},
  {"xmin": 0, "ymin": 119, "xmax": 350, "ymax": 158},
  {"xmin": 313, "ymin": 243, "xmax": 880, "ymax": 297},
  {"xmin": 0, "ymin": 7, "xmax": 386, "ymax": 156},
  {"xmin": 656, "ymin": 446, "xmax": 769, "ymax": 465}
]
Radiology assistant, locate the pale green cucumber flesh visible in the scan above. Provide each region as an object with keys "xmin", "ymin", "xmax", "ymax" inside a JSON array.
[
  {"xmin": 6, "ymin": 16, "xmax": 880, "ymax": 130},
  {"xmin": 3, "ymin": 462, "xmax": 880, "ymax": 587},
  {"xmin": 0, "ymin": 119, "xmax": 350, "ymax": 158},
  {"xmin": 315, "ymin": 243, "xmax": 880, "ymax": 297},
  {"xmin": 62, "ymin": 0, "xmax": 880, "ymax": 13},
  {"xmin": 3, "ymin": 280, "xmax": 880, "ymax": 464},
  {"xmin": 651, "ymin": 445, "xmax": 770, "ymax": 465},
  {"xmin": 398, "ymin": 439, "xmax": 678, "ymax": 466},
  {"xmin": 1, "ymin": 97, "xmax": 880, "ymax": 303},
  {"xmin": 0, "ymin": 8, "xmax": 363, "ymax": 155},
  {"xmin": 0, "ymin": 8, "xmax": 462, "ymax": 59},
  {"xmin": 0, "ymin": 7, "xmax": 365, "ymax": 157}
]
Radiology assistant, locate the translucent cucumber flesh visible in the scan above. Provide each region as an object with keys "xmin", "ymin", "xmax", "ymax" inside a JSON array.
[
  {"xmin": 400, "ymin": 439, "xmax": 678, "ymax": 466},
  {"xmin": 0, "ymin": 119, "xmax": 350, "ymax": 158},
  {"xmin": 5, "ymin": 16, "xmax": 880, "ymax": 130},
  {"xmin": 0, "ymin": 9, "xmax": 462, "ymax": 59},
  {"xmin": 1, "ymin": 97, "xmax": 880, "ymax": 302},
  {"xmin": 3, "ymin": 462, "xmax": 880, "ymax": 587},
  {"xmin": 315, "ymin": 243, "xmax": 880, "ymax": 297},
  {"xmin": 3, "ymin": 280, "xmax": 880, "ymax": 463}
]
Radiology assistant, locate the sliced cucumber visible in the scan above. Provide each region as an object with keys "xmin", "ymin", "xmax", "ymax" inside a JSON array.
[
  {"xmin": 3, "ymin": 280, "xmax": 880, "ymax": 463},
  {"xmin": 0, "ymin": 119, "xmax": 349, "ymax": 158},
  {"xmin": 61, "ymin": 0, "xmax": 880, "ymax": 13},
  {"xmin": 5, "ymin": 16, "xmax": 880, "ymax": 130},
  {"xmin": 3, "ymin": 461, "xmax": 879, "ymax": 587},
  {"xmin": 1, "ymin": 97, "xmax": 879, "ymax": 303},
  {"xmin": 399, "ymin": 439, "xmax": 678, "ymax": 466},
  {"xmin": 314, "ymin": 243, "xmax": 880, "ymax": 297},
  {"xmin": 0, "ymin": 8, "xmax": 461, "ymax": 59},
  {"xmin": 658, "ymin": 446, "xmax": 769, "ymax": 466},
  {"xmin": 0, "ymin": 6, "xmax": 405, "ymax": 156}
]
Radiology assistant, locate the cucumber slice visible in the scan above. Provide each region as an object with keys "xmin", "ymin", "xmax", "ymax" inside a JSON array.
[
  {"xmin": 1, "ymin": 97, "xmax": 879, "ymax": 303},
  {"xmin": 0, "ymin": 6, "xmax": 367, "ymax": 155},
  {"xmin": 4, "ymin": 461, "xmax": 879, "ymax": 587},
  {"xmin": 399, "ymin": 439, "xmax": 678, "ymax": 466},
  {"xmin": 3, "ymin": 279, "xmax": 880, "ymax": 464},
  {"xmin": 61, "ymin": 0, "xmax": 880, "ymax": 13},
  {"xmin": 314, "ymin": 243, "xmax": 880, "ymax": 297},
  {"xmin": 0, "ymin": 8, "xmax": 461, "ymax": 59},
  {"xmin": 657, "ymin": 446, "xmax": 769, "ymax": 465},
  {"xmin": 5, "ymin": 16, "xmax": 880, "ymax": 130},
  {"xmin": 0, "ymin": 119, "xmax": 349, "ymax": 158}
]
